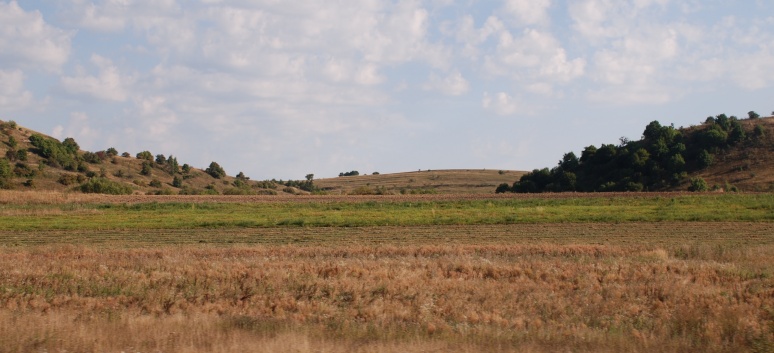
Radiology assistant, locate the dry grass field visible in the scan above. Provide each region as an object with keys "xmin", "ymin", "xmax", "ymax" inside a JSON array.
[
  {"xmin": 0, "ymin": 191, "xmax": 773, "ymax": 352},
  {"xmin": 314, "ymin": 169, "xmax": 524, "ymax": 195}
]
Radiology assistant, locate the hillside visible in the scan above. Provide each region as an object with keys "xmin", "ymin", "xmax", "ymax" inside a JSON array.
[
  {"xmin": 315, "ymin": 169, "xmax": 525, "ymax": 195},
  {"xmin": 0, "ymin": 120, "xmax": 281, "ymax": 195},
  {"xmin": 499, "ymin": 114, "xmax": 774, "ymax": 193},
  {"xmin": 0, "ymin": 120, "xmax": 523, "ymax": 195}
]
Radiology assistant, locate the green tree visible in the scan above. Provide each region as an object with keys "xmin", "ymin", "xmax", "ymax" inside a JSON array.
[
  {"xmin": 136, "ymin": 151, "xmax": 153, "ymax": 161},
  {"xmin": 7, "ymin": 136, "xmax": 17, "ymax": 149},
  {"xmin": 167, "ymin": 156, "xmax": 179, "ymax": 175},
  {"xmin": 181, "ymin": 163, "xmax": 191, "ymax": 174},
  {"xmin": 697, "ymin": 150, "xmax": 714, "ymax": 169},
  {"xmin": 140, "ymin": 161, "xmax": 152, "ymax": 176},
  {"xmin": 62, "ymin": 137, "xmax": 79, "ymax": 154},
  {"xmin": 206, "ymin": 161, "xmax": 226, "ymax": 179},
  {"xmin": 748, "ymin": 111, "xmax": 760, "ymax": 119},
  {"xmin": 155, "ymin": 154, "xmax": 166, "ymax": 165},
  {"xmin": 305, "ymin": 174, "xmax": 314, "ymax": 181},
  {"xmin": 106, "ymin": 147, "xmax": 118, "ymax": 156},
  {"xmin": 172, "ymin": 175, "xmax": 183, "ymax": 188}
]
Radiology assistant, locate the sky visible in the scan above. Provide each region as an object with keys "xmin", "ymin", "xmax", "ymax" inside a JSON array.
[{"xmin": 1, "ymin": 1, "xmax": 773, "ymax": 180}]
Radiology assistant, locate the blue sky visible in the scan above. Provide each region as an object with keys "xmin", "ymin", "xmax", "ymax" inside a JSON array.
[{"xmin": 1, "ymin": 1, "xmax": 773, "ymax": 180}]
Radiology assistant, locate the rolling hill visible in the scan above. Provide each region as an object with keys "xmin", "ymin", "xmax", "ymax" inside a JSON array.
[{"xmin": 2, "ymin": 114, "xmax": 773, "ymax": 195}]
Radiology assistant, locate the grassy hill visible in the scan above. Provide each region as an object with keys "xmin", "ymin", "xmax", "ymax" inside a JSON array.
[
  {"xmin": 2, "ymin": 114, "xmax": 773, "ymax": 195},
  {"xmin": 0, "ymin": 120, "xmax": 270, "ymax": 195},
  {"xmin": 315, "ymin": 169, "xmax": 525, "ymax": 195},
  {"xmin": 500, "ymin": 114, "xmax": 774, "ymax": 193}
]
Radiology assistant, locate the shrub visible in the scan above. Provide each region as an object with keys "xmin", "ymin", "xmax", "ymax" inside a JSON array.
[
  {"xmin": 7, "ymin": 136, "xmax": 17, "ymax": 149},
  {"xmin": 688, "ymin": 177, "xmax": 709, "ymax": 192},
  {"xmin": 205, "ymin": 162, "xmax": 226, "ymax": 179},
  {"xmin": 172, "ymin": 176, "xmax": 183, "ymax": 188},
  {"xmin": 23, "ymin": 179, "xmax": 35, "ymax": 188},
  {"xmin": 339, "ymin": 171, "xmax": 359, "ymax": 177},
  {"xmin": 495, "ymin": 183, "xmax": 511, "ymax": 193},
  {"xmin": 16, "ymin": 149, "xmax": 27, "ymax": 161},
  {"xmin": 182, "ymin": 164, "xmax": 191, "ymax": 174},
  {"xmin": 149, "ymin": 179, "xmax": 162, "ymax": 188},
  {"xmin": 58, "ymin": 173, "xmax": 80, "ymax": 186},
  {"xmin": 82, "ymin": 151, "xmax": 102, "ymax": 164},
  {"xmin": 748, "ymin": 111, "xmax": 760, "ymax": 119},
  {"xmin": 141, "ymin": 161, "xmax": 152, "ymax": 176},
  {"xmin": 136, "ymin": 151, "xmax": 153, "ymax": 161},
  {"xmin": 697, "ymin": 150, "xmax": 714, "ymax": 169},
  {"xmin": 79, "ymin": 177, "xmax": 133, "ymax": 195},
  {"xmin": 106, "ymin": 147, "xmax": 118, "ymax": 157},
  {"xmin": 155, "ymin": 154, "xmax": 166, "ymax": 165},
  {"xmin": 121, "ymin": 152, "xmax": 130, "ymax": 158},
  {"xmin": 0, "ymin": 159, "xmax": 12, "ymax": 189}
]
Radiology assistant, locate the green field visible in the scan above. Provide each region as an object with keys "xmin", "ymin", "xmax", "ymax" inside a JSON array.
[
  {"xmin": 2, "ymin": 192, "xmax": 774, "ymax": 352},
  {"xmin": 1, "ymin": 194, "xmax": 772, "ymax": 233}
]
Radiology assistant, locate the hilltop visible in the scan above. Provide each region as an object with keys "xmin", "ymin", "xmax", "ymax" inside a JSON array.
[
  {"xmin": 499, "ymin": 113, "xmax": 774, "ymax": 193},
  {"xmin": 0, "ymin": 120, "xmax": 522, "ymax": 195},
  {"xmin": 0, "ymin": 121, "xmax": 282, "ymax": 195}
]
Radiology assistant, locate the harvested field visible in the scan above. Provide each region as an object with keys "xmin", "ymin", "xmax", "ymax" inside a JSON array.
[
  {"xmin": 0, "ymin": 222, "xmax": 771, "ymax": 247},
  {"xmin": 1, "ymin": 191, "xmax": 773, "ymax": 352}
]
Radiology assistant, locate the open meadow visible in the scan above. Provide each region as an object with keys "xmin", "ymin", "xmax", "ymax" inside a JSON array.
[{"xmin": 0, "ymin": 191, "xmax": 773, "ymax": 352}]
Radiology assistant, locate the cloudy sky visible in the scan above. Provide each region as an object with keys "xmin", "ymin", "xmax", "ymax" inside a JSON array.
[{"xmin": 1, "ymin": 1, "xmax": 773, "ymax": 180}]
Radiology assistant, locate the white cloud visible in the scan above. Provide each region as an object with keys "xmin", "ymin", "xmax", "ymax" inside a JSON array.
[
  {"xmin": 0, "ymin": 69, "xmax": 33, "ymax": 110},
  {"xmin": 486, "ymin": 28, "xmax": 586, "ymax": 84},
  {"xmin": 424, "ymin": 70, "xmax": 470, "ymax": 96},
  {"xmin": 503, "ymin": 0, "xmax": 552, "ymax": 27},
  {"xmin": 0, "ymin": 1, "xmax": 71, "ymax": 71},
  {"xmin": 482, "ymin": 91, "xmax": 520, "ymax": 116},
  {"xmin": 60, "ymin": 54, "xmax": 134, "ymax": 101}
]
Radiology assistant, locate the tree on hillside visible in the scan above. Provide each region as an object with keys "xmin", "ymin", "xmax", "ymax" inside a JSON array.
[
  {"xmin": 136, "ymin": 151, "xmax": 153, "ymax": 161},
  {"xmin": 748, "ymin": 111, "xmax": 760, "ymax": 119},
  {"xmin": 206, "ymin": 162, "xmax": 226, "ymax": 179}
]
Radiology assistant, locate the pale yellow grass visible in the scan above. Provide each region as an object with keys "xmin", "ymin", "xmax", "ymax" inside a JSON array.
[{"xmin": 1, "ymin": 243, "xmax": 773, "ymax": 352}]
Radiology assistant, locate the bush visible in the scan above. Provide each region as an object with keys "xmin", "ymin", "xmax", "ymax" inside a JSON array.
[
  {"xmin": 121, "ymin": 152, "xmax": 130, "ymax": 158},
  {"xmin": 79, "ymin": 177, "xmax": 133, "ymax": 195},
  {"xmin": 205, "ymin": 162, "xmax": 226, "ymax": 179},
  {"xmin": 136, "ymin": 151, "xmax": 153, "ymax": 161},
  {"xmin": 16, "ymin": 149, "xmax": 27, "ymax": 161},
  {"xmin": 106, "ymin": 147, "xmax": 118, "ymax": 157},
  {"xmin": 149, "ymin": 179, "xmax": 162, "ymax": 188},
  {"xmin": 339, "ymin": 171, "xmax": 359, "ymax": 177},
  {"xmin": 748, "ymin": 111, "xmax": 760, "ymax": 119},
  {"xmin": 697, "ymin": 150, "xmax": 714, "ymax": 169},
  {"xmin": 58, "ymin": 173, "xmax": 80, "ymax": 186},
  {"xmin": 495, "ymin": 183, "xmax": 511, "ymax": 193},
  {"xmin": 141, "ymin": 161, "xmax": 152, "ymax": 176},
  {"xmin": 0, "ymin": 159, "xmax": 12, "ymax": 189},
  {"xmin": 688, "ymin": 177, "xmax": 709, "ymax": 192},
  {"xmin": 172, "ymin": 175, "xmax": 183, "ymax": 188}
]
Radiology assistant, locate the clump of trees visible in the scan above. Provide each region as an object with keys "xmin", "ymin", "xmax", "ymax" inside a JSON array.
[
  {"xmin": 206, "ymin": 162, "xmax": 226, "ymax": 179},
  {"xmin": 498, "ymin": 113, "xmax": 765, "ymax": 193},
  {"xmin": 339, "ymin": 171, "xmax": 359, "ymax": 177}
]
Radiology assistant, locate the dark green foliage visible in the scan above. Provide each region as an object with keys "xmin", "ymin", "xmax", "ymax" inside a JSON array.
[
  {"xmin": 697, "ymin": 150, "xmax": 714, "ymax": 169},
  {"xmin": 339, "ymin": 171, "xmax": 360, "ymax": 177},
  {"xmin": 172, "ymin": 175, "xmax": 183, "ymax": 188},
  {"xmin": 284, "ymin": 178, "xmax": 317, "ymax": 192},
  {"xmin": 149, "ymin": 179, "xmax": 162, "ymax": 188},
  {"xmin": 181, "ymin": 164, "xmax": 191, "ymax": 174},
  {"xmin": 155, "ymin": 154, "xmax": 166, "ymax": 165},
  {"xmin": 140, "ymin": 161, "xmax": 152, "ymax": 176},
  {"xmin": 0, "ymin": 159, "xmax": 12, "ymax": 189},
  {"xmin": 508, "ymin": 120, "xmax": 688, "ymax": 193},
  {"xmin": 167, "ymin": 156, "xmax": 179, "ymax": 175},
  {"xmin": 748, "ymin": 111, "xmax": 760, "ymax": 119},
  {"xmin": 495, "ymin": 183, "xmax": 510, "ymax": 193},
  {"xmin": 82, "ymin": 151, "xmax": 102, "ymax": 164},
  {"xmin": 16, "ymin": 149, "xmax": 27, "ymax": 161},
  {"xmin": 7, "ymin": 136, "xmax": 17, "ymax": 149},
  {"xmin": 79, "ymin": 177, "xmax": 133, "ymax": 195},
  {"xmin": 205, "ymin": 162, "xmax": 226, "ymax": 179},
  {"xmin": 728, "ymin": 121, "xmax": 746, "ymax": 145},
  {"xmin": 136, "ymin": 151, "xmax": 153, "ymax": 161},
  {"xmin": 28, "ymin": 134, "xmax": 79, "ymax": 170},
  {"xmin": 237, "ymin": 172, "xmax": 249, "ymax": 180},
  {"xmin": 106, "ymin": 147, "xmax": 118, "ymax": 156},
  {"xmin": 689, "ymin": 178, "xmax": 709, "ymax": 192},
  {"xmin": 13, "ymin": 163, "xmax": 35, "ymax": 178},
  {"xmin": 121, "ymin": 152, "xmax": 130, "ymax": 158}
]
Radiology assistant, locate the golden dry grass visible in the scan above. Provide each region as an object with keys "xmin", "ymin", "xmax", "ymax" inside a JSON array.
[
  {"xmin": 315, "ymin": 169, "xmax": 525, "ymax": 194},
  {"xmin": 1, "ymin": 241, "xmax": 773, "ymax": 352}
]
